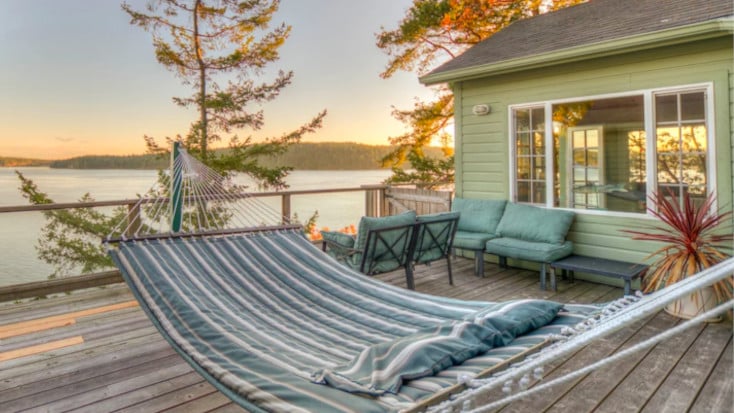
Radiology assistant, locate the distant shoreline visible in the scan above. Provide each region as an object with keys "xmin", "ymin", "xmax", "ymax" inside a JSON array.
[{"xmin": 3, "ymin": 142, "xmax": 447, "ymax": 170}]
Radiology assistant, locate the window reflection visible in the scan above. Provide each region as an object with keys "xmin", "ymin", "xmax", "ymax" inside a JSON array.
[
  {"xmin": 512, "ymin": 89, "xmax": 709, "ymax": 213},
  {"xmin": 552, "ymin": 96, "xmax": 646, "ymax": 212},
  {"xmin": 655, "ymin": 91, "xmax": 708, "ymax": 207}
]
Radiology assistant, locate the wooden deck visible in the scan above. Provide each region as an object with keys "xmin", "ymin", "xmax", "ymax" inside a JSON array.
[{"xmin": 0, "ymin": 259, "xmax": 731, "ymax": 412}]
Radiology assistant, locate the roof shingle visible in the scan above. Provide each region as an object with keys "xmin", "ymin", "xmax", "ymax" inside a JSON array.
[{"xmin": 426, "ymin": 0, "xmax": 733, "ymax": 78}]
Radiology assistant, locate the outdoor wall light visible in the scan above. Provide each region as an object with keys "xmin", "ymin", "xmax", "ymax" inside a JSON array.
[{"xmin": 472, "ymin": 104, "xmax": 491, "ymax": 116}]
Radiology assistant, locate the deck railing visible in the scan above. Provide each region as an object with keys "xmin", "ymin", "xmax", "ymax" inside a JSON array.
[{"xmin": 0, "ymin": 184, "xmax": 453, "ymax": 301}]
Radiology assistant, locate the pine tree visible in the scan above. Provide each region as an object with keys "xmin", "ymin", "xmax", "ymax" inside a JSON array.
[{"xmin": 123, "ymin": 0, "xmax": 326, "ymax": 188}]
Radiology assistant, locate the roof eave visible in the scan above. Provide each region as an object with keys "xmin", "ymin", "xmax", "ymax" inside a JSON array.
[{"xmin": 420, "ymin": 17, "xmax": 734, "ymax": 85}]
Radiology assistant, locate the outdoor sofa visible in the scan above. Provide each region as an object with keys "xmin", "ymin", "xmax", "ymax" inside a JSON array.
[{"xmin": 452, "ymin": 198, "xmax": 575, "ymax": 289}]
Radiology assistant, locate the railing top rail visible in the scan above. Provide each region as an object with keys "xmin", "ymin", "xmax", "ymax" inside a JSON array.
[{"xmin": 0, "ymin": 185, "xmax": 389, "ymax": 213}]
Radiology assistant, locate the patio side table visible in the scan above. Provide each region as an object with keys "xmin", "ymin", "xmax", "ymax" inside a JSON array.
[{"xmin": 549, "ymin": 255, "xmax": 648, "ymax": 295}]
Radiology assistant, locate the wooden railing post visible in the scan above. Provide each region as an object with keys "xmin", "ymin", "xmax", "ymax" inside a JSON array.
[
  {"xmin": 127, "ymin": 202, "xmax": 141, "ymax": 238},
  {"xmin": 362, "ymin": 184, "xmax": 386, "ymax": 217},
  {"xmin": 281, "ymin": 193, "xmax": 291, "ymax": 224}
]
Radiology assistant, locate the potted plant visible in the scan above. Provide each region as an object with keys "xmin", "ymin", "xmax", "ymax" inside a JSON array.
[{"xmin": 624, "ymin": 190, "xmax": 733, "ymax": 320}]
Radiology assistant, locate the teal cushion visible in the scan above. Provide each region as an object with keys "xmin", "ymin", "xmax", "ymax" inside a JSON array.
[
  {"xmin": 452, "ymin": 230, "xmax": 497, "ymax": 250},
  {"xmin": 320, "ymin": 231, "xmax": 356, "ymax": 263},
  {"xmin": 485, "ymin": 238, "xmax": 573, "ymax": 262},
  {"xmin": 355, "ymin": 210, "xmax": 417, "ymax": 250},
  {"xmin": 312, "ymin": 299, "xmax": 562, "ymax": 395},
  {"xmin": 451, "ymin": 198, "xmax": 506, "ymax": 234},
  {"xmin": 496, "ymin": 203, "xmax": 574, "ymax": 244},
  {"xmin": 416, "ymin": 210, "xmax": 460, "ymax": 223},
  {"xmin": 320, "ymin": 230, "xmax": 355, "ymax": 248}
]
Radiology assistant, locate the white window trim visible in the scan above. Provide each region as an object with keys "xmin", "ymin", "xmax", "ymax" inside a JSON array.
[{"xmin": 508, "ymin": 82, "xmax": 716, "ymax": 217}]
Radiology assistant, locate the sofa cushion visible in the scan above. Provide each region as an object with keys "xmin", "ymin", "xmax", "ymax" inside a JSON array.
[
  {"xmin": 416, "ymin": 210, "xmax": 460, "ymax": 223},
  {"xmin": 485, "ymin": 238, "xmax": 574, "ymax": 263},
  {"xmin": 452, "ymin": 230, "xmax": 497, "ymax": 250},
  {"xmin": 451, "ymin": 198, "xmax": 507, "ymax": 234},
  {"xmin": 496, "ymin": 203, "xmax": 574, "ymax": 244}
]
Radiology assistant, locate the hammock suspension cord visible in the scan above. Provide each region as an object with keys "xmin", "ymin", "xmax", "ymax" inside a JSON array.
[{"xmin": 106, "ymin": 146, "xmax": 292, "ymax": 242}]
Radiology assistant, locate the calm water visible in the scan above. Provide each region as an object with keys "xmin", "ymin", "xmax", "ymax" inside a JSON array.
[{"xmin": 0, "ymin": 167, "xmax": 391, "ymax": 286}]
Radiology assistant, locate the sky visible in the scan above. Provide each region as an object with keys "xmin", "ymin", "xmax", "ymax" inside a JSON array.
[{"xmin": 0, "ymin": 0, "xmax": 437, "ymax": 160}]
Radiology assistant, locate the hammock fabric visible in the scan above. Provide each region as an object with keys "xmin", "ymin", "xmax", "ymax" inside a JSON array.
[{"xmin": 110, "ymin": 229, "xmax": 596, "ymax": 413}]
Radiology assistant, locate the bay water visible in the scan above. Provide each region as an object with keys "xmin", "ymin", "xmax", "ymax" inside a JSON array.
[{"xmin": 0, "ymin": 167, "xmax": 391, "ymax": 286}]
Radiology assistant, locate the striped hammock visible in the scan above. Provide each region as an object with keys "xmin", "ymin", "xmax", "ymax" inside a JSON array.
[
  {"xmin": 104, "ymin": 146, "xmax": 598, "ymax": 412},
  {"xmin": 109, "ymin": 230, "xmax": 597, "ymax": 413}
]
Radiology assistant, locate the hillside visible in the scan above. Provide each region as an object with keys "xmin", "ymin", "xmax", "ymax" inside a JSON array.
[
  {"xmin": 49, "ymin": 142, "xmax": 448, "ymax": 170},
  {"xmin": 0, "ymin": 157, "xmax": 52, "ymax": 167}
]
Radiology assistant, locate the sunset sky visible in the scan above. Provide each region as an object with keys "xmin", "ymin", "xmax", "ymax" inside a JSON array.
[{"xmin": 0, "ymin": 0, "xmax": 436, "ymax": 160}]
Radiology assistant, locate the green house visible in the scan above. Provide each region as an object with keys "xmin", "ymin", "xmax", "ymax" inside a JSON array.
[{"xmin": 421, "ymin": 0, "xmax": 734, "ymax": 283}]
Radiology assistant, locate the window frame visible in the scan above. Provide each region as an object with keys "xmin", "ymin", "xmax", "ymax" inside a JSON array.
[{"xmin": 507, "ymin": 82, "xmax": 716, "ymax": 218}]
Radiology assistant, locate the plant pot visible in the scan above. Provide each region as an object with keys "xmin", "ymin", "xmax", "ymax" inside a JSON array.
[{"xmin": 664, "ymin": 286, "xmax": 722, "ymax": 323}]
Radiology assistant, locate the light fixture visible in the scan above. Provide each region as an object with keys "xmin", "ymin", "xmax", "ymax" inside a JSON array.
[{"xmin": 472, "ymin": 104, "xmax": 491, "ymax": 116}]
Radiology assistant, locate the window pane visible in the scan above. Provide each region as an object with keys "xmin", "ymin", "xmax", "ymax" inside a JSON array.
[
  {"xmin": 517, "ymin": 157, "xmax": 530, "ymax": 179},
  {"xmin": 586, "ymin": 130, "xmax": 599, "ymax": 147},
  {"xmin": 517, "ymin": 132, "xmax": 531, "ymax": 155},
  {"xmin": 587, "ymin": 149, "xmax": 599, "ymax": 167},
  {"xmin": 587, "ymin": 168, "xmax": 599, "ymax": 182},
  {"xmin": 656, "ymin": 127, "xmax": 680, "ymax": 154},
  {"xmin": 573, "ymin": 131, "xmax": 585, "ymax": 148},
  {"xmin": 533, "ymin": 156, "xmax": 545, "ymax": 180},
  {"xmin": 531, "ymin": 108, "xmax": 545, "ymax": 130},
  {"xmin": 681, "ymin": 125, "xmax": 706, "ymax": 152},
  {"xmin": 656, "ymin": 94, "xmax": 677, "ymax": 123},
  {"xmin": 533, "ymin": 132, "xmax": 545, "ymax": 155},
  {"xmin": 573, "ymin": 168, "xmax": 586, "ymax": 182},
  {"xmin": 516, "ymin": 181, "xmax": 530, "ymax": 202},
  {"xmin": 516, "ymin": 109, "xmax": 530, "ymax": 131},
  {"xmin": 573, "ymin": 148, "xmax": 586, "ymax": 164},
  {"xmin": 681, "ymin": 153, "xmax": 706, "ymax": 186},
  {"xmin": 681, "ymin": 92, "xmax": 705, "ymax": 121},
  {"xmin": 657, "ymin": 153, "xmax": 680, "ymax": 183},
  {"xmin": 533, "ymin": 182, "xmax": 546, "ymax": 203}
]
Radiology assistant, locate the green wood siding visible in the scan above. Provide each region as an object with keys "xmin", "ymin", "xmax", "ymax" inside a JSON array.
[{"xmin": 453, "ymin": 36, "xmax": 733, "ymax": 267}]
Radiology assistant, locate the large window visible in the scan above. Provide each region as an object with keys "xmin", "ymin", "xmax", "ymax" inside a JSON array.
[{"xmin": 511, "ymin": 86, "xmax": 712, "ymax": 214}]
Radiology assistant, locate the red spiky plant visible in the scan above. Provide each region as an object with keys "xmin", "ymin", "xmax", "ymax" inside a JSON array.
[{"xmin": 624, "ymin": 190, "xmax": 733, "ymax": 304}]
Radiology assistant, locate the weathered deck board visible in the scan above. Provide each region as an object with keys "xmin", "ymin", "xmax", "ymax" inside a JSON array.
[
  {"xmin": 640, "ymin": 322, "xmax": 734, "ymax": 413},
  {"xmin": 689, "ymin": 339, "xmax": 733, "ymax": 413},
  {"xmin": 0, "ymin": 258, "xmax": 731, "ymax": 413}
]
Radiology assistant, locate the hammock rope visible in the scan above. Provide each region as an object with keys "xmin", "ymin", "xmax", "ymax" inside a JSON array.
[
  {"xmin": 106, "ymin": 146, "xmax": 292, "ymax": 243},
  {"xmin": 458, "ymin": 300, "xmax": 734, "ymax": 413}
]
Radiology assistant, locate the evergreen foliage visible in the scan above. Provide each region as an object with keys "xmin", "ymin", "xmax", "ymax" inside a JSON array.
[
  {"xmin": 377, "ymin": 0, "xmax": 584, "ymax": 188},
  {"xmin": 123, "ymin": 0, "xmax": 326, "ymax": 189},
  {"xmin": 16, "ymin": 172, "xmax": 124, "ymax": 277}
]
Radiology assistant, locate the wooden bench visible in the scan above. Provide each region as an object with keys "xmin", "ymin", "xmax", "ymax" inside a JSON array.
[{"xmin": 549, "ymin": 255, "xmax": 648, "ymax": 295}]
